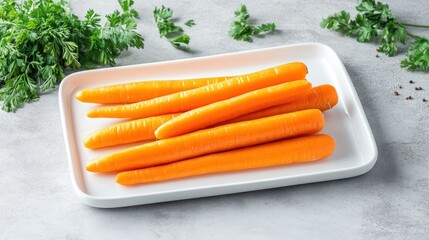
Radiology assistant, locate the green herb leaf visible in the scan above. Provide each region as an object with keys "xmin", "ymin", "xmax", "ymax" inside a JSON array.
[
  {"xmin": 354, "ymin": 14, "xmax": 378, "ymax": 42},
  {"xmin": 378, "ymin": 21, "xmax": 407, "ymax": 56},
  {"xmin": 185, "ymin": 20, "xmax": 195, "ymax": 27},
  {"xmin": 320, "ymin": 10, "xmax": 356, "ymax": 36},
  {"xmin": 153, "ymin": 5, "xmax": 191, "ymax": 50},
  {"xmin": 228, "ymin": 4, "xmax": 276, "ymax": 42},
  {"xmin": 401, "ymin": 37, "xmax": 429, "ymax": 71},
  {"xmin": 0, "ymin": 0, "xmax": 144, "ymax": 112},
  {"xmin": 253, "ymin": 23, "xmax": 276, "ymax": 35}
]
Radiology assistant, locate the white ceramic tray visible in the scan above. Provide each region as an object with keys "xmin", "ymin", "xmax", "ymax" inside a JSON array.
[{"xmin": 59, "ymin": 43, "xmax": 377, "ymax": 208}]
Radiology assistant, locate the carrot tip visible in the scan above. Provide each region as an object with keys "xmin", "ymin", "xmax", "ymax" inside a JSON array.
[
  {"xmin": 86, "ymin": 162, "xmax": 97, "ymax": 172},
  {"xmin": 116, "ymin": 173, "xmax": 131, "ymax": 185},
  {"xmin": 115, "ymin": 174, "xmax": 123, "ymax": 184},
  {"xmin": 87, "ymin": 110, "xmax": 96, "ymax": 118},
  {"xmin": 83, "ymin": 137, "xmax": 93, "ymax": 149},
  {"xmin": 75, "ymin": 91, "xmax": 84, "ymax": 101},
  {"xmin": 84, "ymin": 144, "xmax": 96, "ymax": 150},
  {"xmin": 83, "ymin": 144, "xmax": 93, "ymax": 149}
]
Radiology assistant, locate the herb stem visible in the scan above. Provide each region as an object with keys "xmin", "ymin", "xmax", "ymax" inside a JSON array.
[
  {"xmin": 406, "ymin": 30, "xmax": 418, "ymax": 39},
  {"xmin": 402, "ymin": 23, "xmax": 429, "ymax": 28},
  {"xmin": 161, "ymin": 36, "xmax": 177, "ymax": 48}
]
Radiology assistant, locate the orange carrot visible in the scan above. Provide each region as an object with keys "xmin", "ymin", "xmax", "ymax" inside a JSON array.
[
  {"xmin": 83, "ymin": 84, "xmax": 337, "ymax": 149},
  {"xmin": 84, "ymin": 114, "xmax": 179, "ymax": 149},
  {"xmin": 220, "ymin": 84, "xmax": 338, "ymax": 125},
  {"xmin": 116, "ymin": 134, "xmax": 336, "ymax": 185},
  {"xmin": 87, "ymin": 62, "xmax": 308, "ymax": 118},
  {"xmin": 155, "ymin": 80, "xmax": 312, "ymax": 139},
  {"xmin": 86, "ymin": 109, "xmax": 324, "ymax": 173},
  {"xmin": 76, "ymin": 77, "xmax": 228, "ymax": 104}
]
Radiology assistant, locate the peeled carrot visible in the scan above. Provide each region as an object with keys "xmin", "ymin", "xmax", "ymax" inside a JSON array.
[
  {"xmin": 155, "ymin": 80, "xmax": 312, "ymax": 139},
  {"xmin": 86, "ymin": 109, "xmax": 324, "ymax": 173},
  {"xmin": 87, "ymin": 62, "xmax": 308, "ymax": 118},
  {"xmin": 116, "ymin": 134, "xmax": 336, "ymax": 185},
  {"xmin": 84, "ymin": 114, "xmax": 179, "ymax": 149},
  {"xmin": 83, "ymin": 84, "xmax": 337, "ymax": 149},
  {"xmin": 76, "ymin": 77, "xmax": 228, "ymax": 104},
  {"xmin": 220, "ymin": 84, "xmax": 338, "ymax": 125}
]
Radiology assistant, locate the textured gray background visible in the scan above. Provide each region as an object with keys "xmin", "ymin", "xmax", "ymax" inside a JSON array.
[{"xmin": 1, "ymin": 0, "xmax": 428, "ymax": 239}]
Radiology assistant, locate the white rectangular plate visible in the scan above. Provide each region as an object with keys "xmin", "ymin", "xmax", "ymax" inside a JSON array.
[{"xmin": 59, "ymin": 43, "xmax": 377, "ymax": 208}]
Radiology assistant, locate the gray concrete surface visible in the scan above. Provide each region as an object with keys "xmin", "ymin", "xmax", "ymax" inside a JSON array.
[{"xmin": 1, "ymin": 0, "xmax": 428, "ymax": 239}]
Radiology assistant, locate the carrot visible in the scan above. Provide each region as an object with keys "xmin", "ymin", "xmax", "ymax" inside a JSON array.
[
  {"xmin": 219, "ymin": 84, "xmax": 338, "ymax": 125},
  {"xmin": 86, "ymin": 109, "xmax": 324, "ymax": 173},
  {"xmin": 76, "ymin": 77, "xmax": 228, "ymax": 104},
  {"xmin": 116, "ymin": 134, "xmax": 336, "ymax": 185},
  {"xmin": 87, "ymin": 62, "xmax": 308, "ymax": 118},
  {"xmin": 155, "ymin": 80, "xmax": 312, "ymax": 139},
  {"xmin": 84, "ymin": 114, "xmax": 179, "ymax": 149},
  {"xmin": 83, "ymin": 84, "xmax": 337, "ymax": 149}
]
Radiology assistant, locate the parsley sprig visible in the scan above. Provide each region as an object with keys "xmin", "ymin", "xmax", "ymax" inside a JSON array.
[
  {"xmin": 401, "ymin": 37, "xmax": 429, "ymax": 72},
  {"xmin": 321, "ymin": 0, "xmax": 429, "ymax": 72},
  {"xmin": 153, "ymin": 6, "xmax": 191, "ymax": 50},
  {"xmin": 229, "ymin": 4, "xmax": 276, "ymax": 42},
  {"xmin": 0, "ymin": 0, "xmax": 144, "ymax": 112}
]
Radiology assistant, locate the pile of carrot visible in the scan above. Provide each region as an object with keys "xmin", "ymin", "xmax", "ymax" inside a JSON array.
[{"xmin": 77, "ymin": 62, "xmax": 339, "ymax": 186}]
